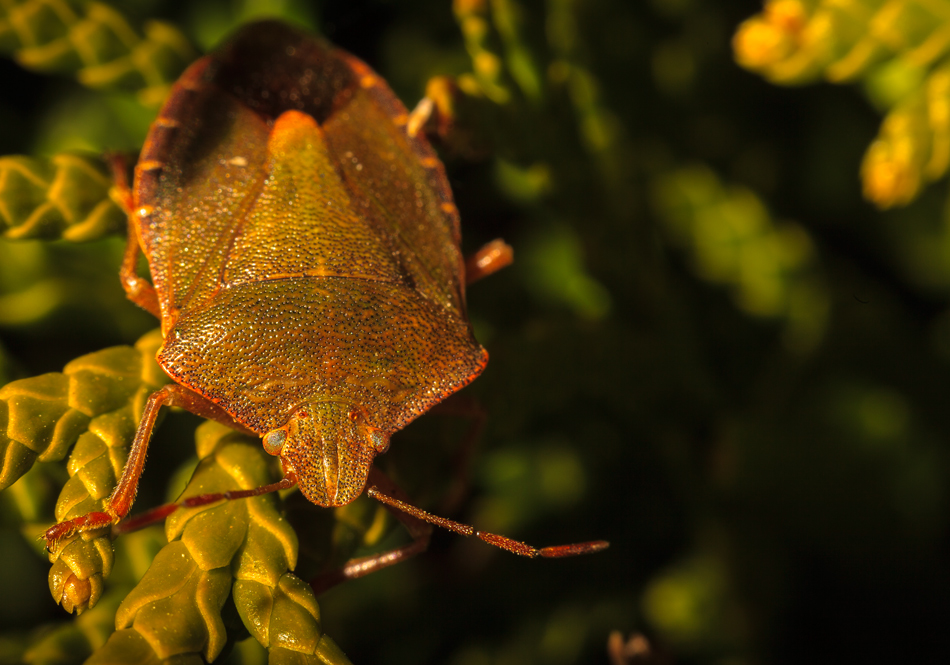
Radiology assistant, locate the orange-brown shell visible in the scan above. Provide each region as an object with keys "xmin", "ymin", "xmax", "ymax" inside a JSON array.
[{"xmin": 132, "ymin": 21, "xmax": 487, "ymax": 445}]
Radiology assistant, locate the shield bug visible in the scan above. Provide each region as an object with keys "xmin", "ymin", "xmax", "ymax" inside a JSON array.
[{"xmin": 45, "ymin": 20, "xmax": 606, "ymax": 572}]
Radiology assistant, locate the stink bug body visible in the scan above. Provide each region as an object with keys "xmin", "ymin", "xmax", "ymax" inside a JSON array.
[{"xmin": 45, "ymin": 20, "xmax": 606, "ymax": 572}]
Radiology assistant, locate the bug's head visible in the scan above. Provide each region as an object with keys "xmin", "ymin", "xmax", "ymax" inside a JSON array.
[{"xmin": 263, "ymin": 401, "xmax": 390, "ymax": 507}]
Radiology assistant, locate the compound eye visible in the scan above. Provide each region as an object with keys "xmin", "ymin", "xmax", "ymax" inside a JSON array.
[
  {"xmin": 369, "ymin": 430, "xmax": 389, "ymax": 454},
  {"xmin": 262, "ymin": 429, "xmax": 287, "ymax": 456}
]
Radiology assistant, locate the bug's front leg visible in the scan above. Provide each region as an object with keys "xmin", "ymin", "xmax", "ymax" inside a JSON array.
[
  {"xmin": 43, "ymin": 383, "xmax": 251, "ymax": 551},
  {"xmin": 407, "ymin": 75, "xmax": 493, "ymax": 160},
  {"xmin": 406, "ymin": 76, "xmax": 456, "ymax": 141}
]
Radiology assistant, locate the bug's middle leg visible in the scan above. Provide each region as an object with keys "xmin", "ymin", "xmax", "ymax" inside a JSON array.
[
  {"xmin": 309, "ymin": 466, "xmax": 434, "ymax": 595},
  {"xmin": 465, "ymin": 239, "xmax": 513, "ymax": 284},
  {"xmin": 107, "ymin": 152, "xmax": 162, "ymax": 317},
  {"xmin": 119, "ymin": 222, "xmax": 161, "ymax": 317}
]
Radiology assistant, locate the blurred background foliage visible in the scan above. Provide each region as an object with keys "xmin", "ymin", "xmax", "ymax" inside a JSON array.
[{"xmin": 1, "ymin": 0, "xmax": 949, "ymax": 663}]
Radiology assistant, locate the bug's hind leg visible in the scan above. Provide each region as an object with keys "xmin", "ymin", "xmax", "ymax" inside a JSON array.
[
  {"xmin": 309, "ymin": 467, "xmax": 433, "ymax": 595},
  {"xmin": 426, "ymin": 393, "xmax": 487, "ymax": 516},
  {"xmin": 107, "ymin": 153, "xmax": 161, "ymax": 318}
]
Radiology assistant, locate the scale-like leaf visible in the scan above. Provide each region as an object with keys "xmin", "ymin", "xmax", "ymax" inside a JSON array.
[
  {"xmin": 0, "ymin": 329, "xmax": 166, "ymax": 492},
  {"xmin": 0, "ymin": 329, "xmax": 167, "ymax": 612},
  {"xmin": 0, "ymin": 0, "xmax": 195, "ymax": 105},
  {"xmin": 86, "ymin": 421, "xmax": 351, "ymax": 663},
  {"xmin": 0, "ymin": 154, "xmax": 124, "ymax": 241}
]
